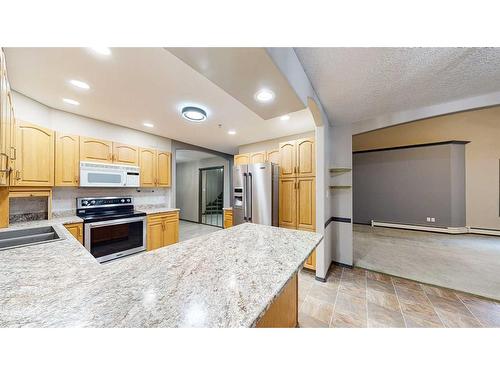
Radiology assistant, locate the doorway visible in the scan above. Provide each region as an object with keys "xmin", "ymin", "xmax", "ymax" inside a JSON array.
[{"xmin": 199, "ymin": 166, "xmax": 224, "ymax": 227}]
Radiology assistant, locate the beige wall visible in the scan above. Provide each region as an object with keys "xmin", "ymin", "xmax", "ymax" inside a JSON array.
[
  {"xmin": 238, "ymin": 130, "xmax": 315, "ymax": 154},
  {"xmin": 353, "ymin": 106, "xmax": 500, "ymax": 230}
]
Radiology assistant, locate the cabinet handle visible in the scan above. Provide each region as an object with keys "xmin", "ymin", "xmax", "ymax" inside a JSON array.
[
  {"xmin": 0, "ymin": 153, "xmax": 9, "ymax": 173},
  {"xmin": 15, "ymin": 170, "xmax": 20, "ymax": 180},
  {"xmin": 10, "ymin": 146, "xmax": 16, "ymax": 160}
]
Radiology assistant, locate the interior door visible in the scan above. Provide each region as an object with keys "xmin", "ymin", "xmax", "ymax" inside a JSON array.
[
  {"xmin": 248, "ymin": 163, "xmax": 272, "ymax": 225},
  {"xmin": 199, "ymin": 166, "xmax": 224, "ymax": 227}
]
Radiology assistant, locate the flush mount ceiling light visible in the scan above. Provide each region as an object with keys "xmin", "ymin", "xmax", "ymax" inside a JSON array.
[
  {"xmin": 89, "ymin": 47, "xmax": 112, "ymax": 56},
  {"xmin": 280, "ymin": 114, "xmax": 290, "ymax": 121},
  {"xmin": 143, "ymin": 122, "xmax": 154, "ymax": 128},
  {"xmin": 69, "ymin": 79, "xmax": 90, "ymax": 90},
  {"xmin": 254, "ymin": 89, "xmax": 275, "ymax": 103},
  {"xmin": 62, "ymin": 98, "xmax": 80, "ymax": 106},
  {"xmin": 181, "ymin": 106, "xmax": 207, "ymax": 122},
  {"xmin": 227, "ymin": 130, "xmax": 236, "ymax": 135}
]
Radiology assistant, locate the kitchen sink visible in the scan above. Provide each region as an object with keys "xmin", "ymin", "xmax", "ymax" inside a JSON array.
[{"xmin": 0, "ymin": 226, "xmax": 62, "ymax": 250}]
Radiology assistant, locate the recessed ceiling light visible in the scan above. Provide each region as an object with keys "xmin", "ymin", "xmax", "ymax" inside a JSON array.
[
  {"xmin": 181, "ymin": 106, "xmax": 207, "ymax": 122},
  {"xmin": 280, "ymin": 115, "xmax": 290, "ymax": 121},
  {"xmin": 254, "ymin": 89, "xmax": 275, "ymax": 103},
  {"xmin": 89, "ymin": 47, "xmax": 111, "ymax": 56},
  {"xmin": 227, "ymin": 130, "xmax": 236, "ymax": 135},
  {"xmin": 143, "ymin": 122, "xmax": 154, "ymax": 128},
  {"xmin": 62, "ymin": 98, "xmax": 80, "ymax": 106},
  {"xmin": 69, "ymin": 79, "xmax": 90, "ymax": 90}
]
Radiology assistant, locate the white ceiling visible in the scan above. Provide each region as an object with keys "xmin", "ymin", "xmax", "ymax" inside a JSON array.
[
  {"xmin": 175, "ymin": 150, "xmax": 221, "ymax": 163},
  {"xmin": 295, "ymin": 48, "xmax": 500, "ymax": 125},
  {"xmin": 5, "ymin": 48, "xmax": 314, "ymax": 154}
]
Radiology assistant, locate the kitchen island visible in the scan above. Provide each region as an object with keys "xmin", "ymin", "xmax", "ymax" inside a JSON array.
[{"xmin": 0, "ymin": 220, "xmax": 322, "ymax": 327}]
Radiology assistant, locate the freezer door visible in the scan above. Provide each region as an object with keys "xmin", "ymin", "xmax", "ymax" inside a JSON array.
[
  {"xmin": 248, "ymin": 162, "xmax": 273, "ymax": 225},
  {"xmin": 232, "ymin": 164, "xmax": 248, "ymax": 226}
]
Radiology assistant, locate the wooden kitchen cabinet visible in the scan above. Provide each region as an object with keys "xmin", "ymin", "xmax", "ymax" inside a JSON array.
[
  {"xmin": 156, "ymin": 150, "xmax": 171, "ymax": 187},
  {"xmin": 296, "ymin": 137, "xmax": 315, "ymax": 177},
  {"xmin": 55, "ymin": 132, "xmax": 80, "ymax": 186},
  {"xmin": 234, "ymin": 153, "xmax": 250, "ymax": 166},
  {"xmin": 278, "ymin": 177, "xmax": 297, "ymax": 229},
  {"xmin": 250, "ymin": 151, "xmax": 266, "ymax": 164},
  {"xmin": 296, "ymin": 177, "xmax": 316, "ymax": 232},
  {"xmin": 64, "ymin": 222, "xmax": 83, "ymax": 244},
  {"xmin": 139, "ymin": 147, "xmax": 157, "ymax": 187},
  {"xmin": 266, "ymin": 149, "xmax": 280, "ymax": 165},
  {"xmin": 223, "ymin": 208, "xmax": 233, "ymax": 228},
  {"xmin": 278, "ymin": 141, "xmax": 296, "ymax": 178},
  {"xmin": 80, "ymin": 137, "xmax": 113, "ymax": 163},
  {"xmin": 11, "ymin": 122, "xmax": 54, "ymax": 186},
  {"xmin": 304, "ymin": 249, "xmax": 316, "ymax": 271},
  {"xmin": 112, "ymin": 142, "xmax": 139, "ymax": 166},
  {"xmin": 147, "ymin": 211, "xmax": 179, "ymax": 251},
  {"xmin": 0, "ymin": 49, "xmax": 15, "ymax": 187}
]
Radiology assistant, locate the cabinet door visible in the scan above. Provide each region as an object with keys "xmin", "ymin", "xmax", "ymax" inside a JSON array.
[
  {"xmin": 234, "ymin": 153, "xmax": 250, "ymax": 166},
  {"xmin": 147, "ymin": 217, "xmax": 164, "ymax": 251},
  {"xmin": 279, "ymin": 141, "xmax": 296, "ymax": 178},
  {"xmin": 112, "ymin": 143, "xmax": 139, "ymax": 166},
  {"xmin": 12, "ymin": 122, "xmax": 54, "ymax": 186},
  {"xmin": 163, "ymin": 216, "xmax": 179, "ymax": 246},
  {"xmin": 55, "ymin": 133, "xmax": 79, "ymax": 186},
  {"xmin": 266, "ymin": 149, "xmax": 280, "ymax": 165},
  {"xmin": 157, "ymin": 151, "xmax": 171, "ymax": 187},
  {"xmin": 296, "ymin": 137, "xmax": 315, "ymax": 177},
  {"xmin": 223, "ymin": 209, "xmax": 233, "ymax": 228},
  {"xmin": 250, "ymin": 151, "xmax": 266, "ymax": 164},
  {"xmin": 278, "ymin": 178, "xmax": 297, "ymax": 229},
  {"xmin": 80, "ymin": 137, "xmax": 113, "ymax": 163},
  {"xmin": 304, "ymin": 249, "xmax": 316, "ymax": 271},
  {"xmin": 64, "ymin": 223, "xmax": 83, "ymax": 244},
  {"xmin": 296, "ymin": 177, "xmax": 316, "ymax": 231},
  {"xmin": 139, "ymin": 148, "xmax": 157, "ymax": 187}
]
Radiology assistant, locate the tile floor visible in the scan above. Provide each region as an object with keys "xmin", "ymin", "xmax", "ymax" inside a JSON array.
[
  {"xmin": 298, "ymin": 265, "xmax": 500, "ymax": 328},
  {"xmin": 179, "ymin": 220, "xmax": 222, "ymax": 242}
]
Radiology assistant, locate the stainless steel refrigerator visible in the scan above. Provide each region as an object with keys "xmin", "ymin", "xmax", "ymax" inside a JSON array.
[{"xmin": 233, "ymin": 162, "xmax": 279, "ymax": 226}]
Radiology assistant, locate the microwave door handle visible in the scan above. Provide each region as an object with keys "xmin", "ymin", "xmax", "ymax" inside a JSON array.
[{"xmin": 248, "ymin": 172, "xmax": 252, "ymax": 222}]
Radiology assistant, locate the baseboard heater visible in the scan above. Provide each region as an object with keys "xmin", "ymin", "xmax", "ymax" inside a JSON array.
[{"xmin": 371, "ymin": 221, "xmax": 500, "ymax": 237}]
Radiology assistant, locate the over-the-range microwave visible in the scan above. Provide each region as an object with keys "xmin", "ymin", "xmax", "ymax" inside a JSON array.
[{"xmin": 80, "ymin": 161, "xmax": 140, "ymax": 187}]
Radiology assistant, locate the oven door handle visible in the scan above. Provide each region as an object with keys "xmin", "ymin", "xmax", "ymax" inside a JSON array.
[{"xmin": 85, "ymin": 216, "xmax": 146, "ymax": 229}]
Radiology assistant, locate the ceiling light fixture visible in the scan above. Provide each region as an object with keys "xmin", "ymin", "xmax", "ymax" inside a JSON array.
[
  {"xmin": 181, "ymin": 106, "xmax": 207, "ymax": 122},
  {"xmin": 254, "ymin": 89, "xmax": 275, "ymax": 103},
  {"xmin": 89, "ymin": 47, "xmax": 112, "ymax": 56},
  {"xmin": 62, "ymin": 98, "xmax": 80, "ymax": 106},
  {"xmin": 227, "ymin": 130, "xmax": 236, "ymax": 135},
  {"xmin": 143, "ymin": 122, "xmax": 154, "ymax": 128},
  {"xmin": 69, "ymin": 79, "xmax": 90, "ymax": 90},
  {"xmin": 280, "ymin": 115, "xmax": 290, "ymax": 121}
]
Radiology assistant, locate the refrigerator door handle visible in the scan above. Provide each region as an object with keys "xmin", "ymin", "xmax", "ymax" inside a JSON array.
[
  {"xmin": 248, "ymin": 172, "xmax": 253, "ymax": 221},
  {"xmin": 243, "ymin": 172, "xmax": 248, "ymax": 221}
]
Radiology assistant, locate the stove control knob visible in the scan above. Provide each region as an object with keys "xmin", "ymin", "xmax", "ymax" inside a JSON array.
[
  {"xmin": 82, "ymin": 200, "xmax": 88, "ymax": 206},
  {"xmin": 126, "ymin": 198, "xmax": 131, "ymax": 203},
  {"xmin": 120, "ymin": 199, "xmax": 125, "ymax": 203},
  {"xmin": 90, "ymin": 200, "xmax": 96, "ymax": 205}
]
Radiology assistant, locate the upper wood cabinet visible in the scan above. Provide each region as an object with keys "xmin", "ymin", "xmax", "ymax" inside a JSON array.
[
  {"xmin": 250, "ymin": 151, "xmax": 266, "ymax": 164},
  {"xmin": 266, "ymin": 149, "xmax": 280, "ymax": 165},
  {"xmin": 279, "ymin": 141, "xmax": 296, "ymax": 178},
  {"xmin": 80, "ymin": 137, "xmax": 113, "ymax": 163},
  {"xmin": 139, "ymin": 147, "xmax": 157, "ymax": 187},
  {"xmin": 157, "ymin": 150, "xmax": 171, "ymax": 187},
  {"xmin": 11, "ymin": 122, "xmax": 54, "ymax": 186},
  {"xmin": 55, "ymin": 132, "xmax": 79, "ymax": 186},
  {"xmin": 296, "ymin": 138, "xmax": 315, "ymax": 177},
  {"xmin": 0, "ymin": 50, "xmax": 15, "ymax": 187},
  {"xmin": 112, "ymin": 142, "xmax": 139, "ymax": 166},
  {"xmin": 279, "ymin": 138, "xmax": 315, "ymax": 178},
  {"xmin": 234, "ymin": 153, "xmax": 250, "ymax": 166}
]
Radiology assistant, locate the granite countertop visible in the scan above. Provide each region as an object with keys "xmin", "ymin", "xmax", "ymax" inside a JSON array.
[
  {"xmin": 136, "ymin": 205, "xmax": 180, "ymax": 215},
  {"xmin": 0, "ymin": 222, "xmax": 322, "ymax": 327}
]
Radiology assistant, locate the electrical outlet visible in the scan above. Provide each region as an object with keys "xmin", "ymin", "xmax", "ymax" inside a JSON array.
[
  {"xmin": 426, "ymin": 217, "xmax": 431, "ymax": 222},
  {"xmin": 431, "ymin": 218, "xmax": 436, "ymax": 222}
]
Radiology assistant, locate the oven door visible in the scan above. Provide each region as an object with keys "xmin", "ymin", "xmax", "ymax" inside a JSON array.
[{"xmin": 84, "ymin": 217, "xmax": 146, "ymax": 262}]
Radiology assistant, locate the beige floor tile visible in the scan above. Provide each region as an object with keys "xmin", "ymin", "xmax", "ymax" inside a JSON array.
[
  {"xmin": 367, "ymin": 302, "xmax": 405, "ymax": 328},
  {"xmin": 435, "ymin": 309, "xmax": 483, "ymax": 328},
  {"xmin": 367, "ymin": 278, "xmax": 396, "ymax": 295},
  {"xmin": 339, "ymin": 277, "xmax": 366, "ymax": 298},
  {"xmin": 404, "ymin": 315, "xmax": 444, "ymax": 328},
  {"xmin": 300, "ymin": 296, "xmax": 334, "ymax": 324},
  {"xmin": 399, "ymin": 301, "xmax": 443, "ymax": 326},
  {"xmin": 367, "ymin": 270, "xmax": 392, "ymax": 284},
  {"xmin": 342, "ymin": 267, "xmax": 366, "ymax": 279},
  {"xmin": 298, "ymin": 280, "xmax": 312, "ymax": 305},
  {"xmin": 426, "ymin": 294, "xmax": 475, "ymax": 317},
  {"xmin": 392, "ymin": 277, "xmax": 423, "ymax": 292},
  {"xmin": 395, "ymin": 285, "xmax": 431, "ymax": 305},
  {"xmin": 464, "ymin": 305, "xmax": 500, "ymax": 328},
  {"xmin": 299, "ymin": 269, "xmax": 316, "ymax": 282},
  {"xmin": 298, "ymin": 311, "xmax": 329, "ymax": 328},
  {"xmin": 421, "ymin": 284, "xmax": 460, "ymax": 301},
  {"xmin": 307, "ymin": 283, "xmax": 338, "ymax": 304},
  {"xmin": 328, "ymin": 265, "xmax": 344, "ymax": 279},
  {"xmin": 330, "ymin": 311, "xmax": 367, "ymax": 328},
  {"xmin": 334, "ymin": 291, "xmax": 367, "ymax": 320},
  {"xmin": 367, "ymin": 289, "xmax": 400, "ymax": 311}
]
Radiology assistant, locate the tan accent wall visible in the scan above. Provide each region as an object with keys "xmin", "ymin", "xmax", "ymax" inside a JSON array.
[
  {"xmin": 353, "ymin": 106, "xmax": 500, "ymax": 230},
  {"xmin": 238, "ymin": 131, "xmax": 315, "ymax": 154}
]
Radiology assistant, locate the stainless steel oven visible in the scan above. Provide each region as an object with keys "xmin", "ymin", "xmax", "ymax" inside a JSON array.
[{"xmin": 77, "ymin": 197, "xmax": 147, "ymax": 263}]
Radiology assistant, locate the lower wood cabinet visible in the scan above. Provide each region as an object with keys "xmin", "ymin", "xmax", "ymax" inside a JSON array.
[
  {"xmin": 223, "ymin": 208, "xmax": 233, "ymax": 228},
  {"xmin": 147, "ymin": 211, "xmax": 179, "ymax": 251},
  {"xmin": 63, "ymin": 222, "xmax": 83, "ymax": 244}
]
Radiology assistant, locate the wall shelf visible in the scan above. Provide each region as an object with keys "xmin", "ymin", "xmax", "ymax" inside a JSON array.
[
  {"xmin": 329, "ymin": 185, "xmax": 352, "ymax": 189},
  {"xmin": 329, "ymin": 167, "xmax": 352, "ymax": 174}
]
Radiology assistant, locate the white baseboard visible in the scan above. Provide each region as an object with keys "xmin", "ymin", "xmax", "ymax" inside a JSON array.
[
  {"xmin": 371, "ymin": 221, "xmax": 469, "ymax": 234},
  {"xmin": 469, "ymin": 228, "xmax": 500, "ymax": 236}
]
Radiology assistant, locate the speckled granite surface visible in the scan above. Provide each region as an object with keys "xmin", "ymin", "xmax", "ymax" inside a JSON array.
[
  {"xmin": 0, "ymin": 222, "xmax": 322, "ymax": 327},
  {"xmin": 136, "ymin": 205, "xmax": 180, "ymax": 215}
]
